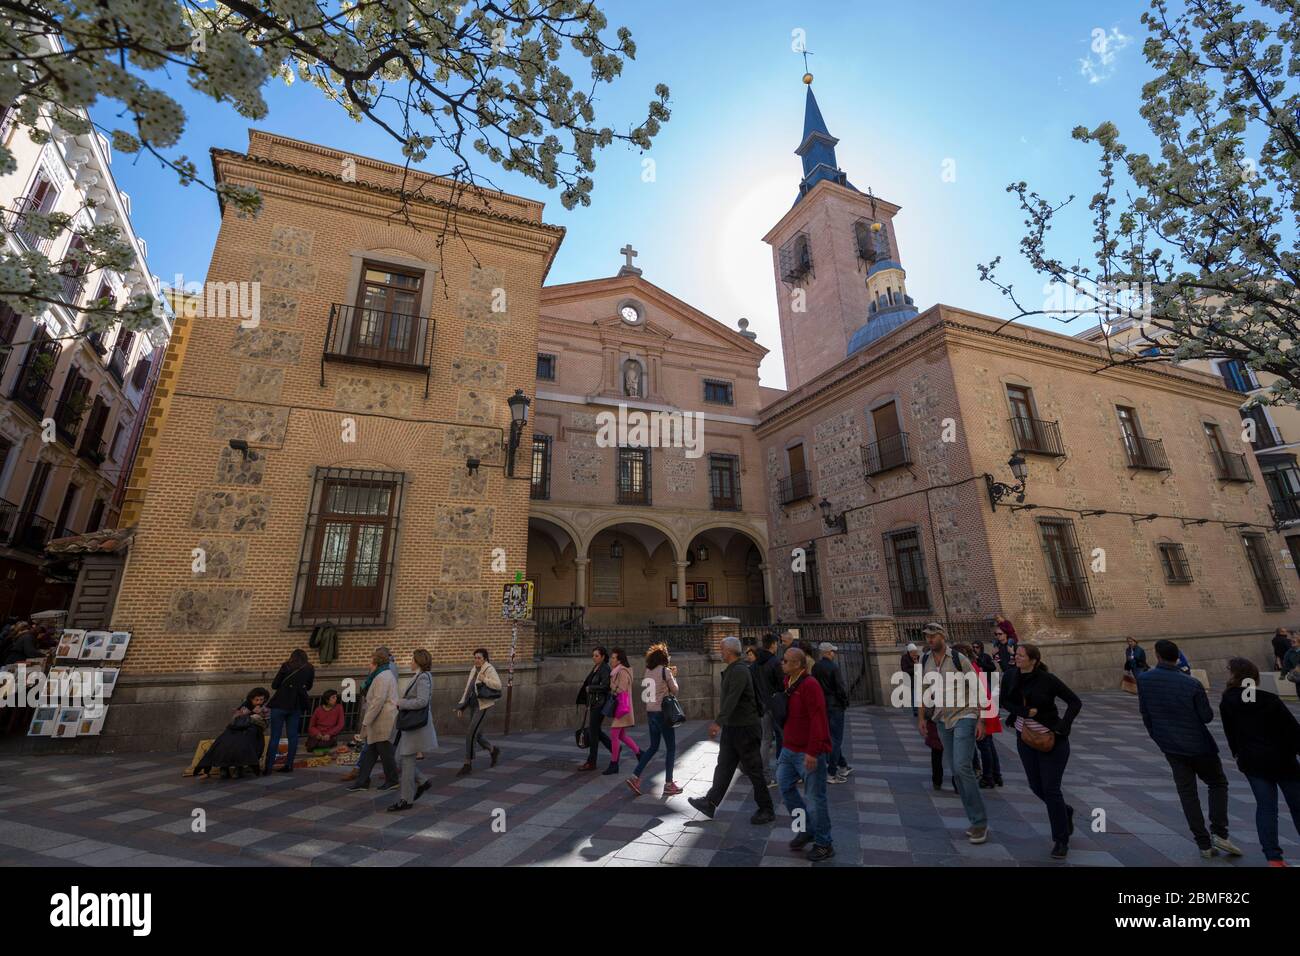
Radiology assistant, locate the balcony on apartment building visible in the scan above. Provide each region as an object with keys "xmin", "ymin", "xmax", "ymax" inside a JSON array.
[
  {"xmin": 777, "ymin": 469, "xmax": 813, "ymax": 506},
  {"xmin": 1009, "ymin": 417, "xmax": 1066, "ymax": 457},
  {"xmin": 77, "ymin": 435, "xmax": 107, "ymax": 467},
  {"xmin": 51, "ymin": 396, "xmax": 88, "ymax": 447},
  {"xmin": 8, "ymin": 196, "xmax": 50, "ymax": 254},
  {"xmin": 1125, "ymin": 435, "xmax": 1171, "ymax": 471},
  {"xmin": 1213, "ymin": 450, "xmax": 1254, "ymax": 483},
  {"xmin": 862, "ymin": 432, "xmax": 912, "ymax": 476},
  {"xmin": 9, "ymin": 360, "xmax": 53, "ymax": 420},
  {"xmin": 1, "ymin": 507, "xmax": 55, "ymax": 553},
  {"xmin": 322, "ymin": 304, "xmax": 434, "ymax": 397},
  {"xmin": 106, "ymin": 346, "xmax": 128, "ymax": 386}
]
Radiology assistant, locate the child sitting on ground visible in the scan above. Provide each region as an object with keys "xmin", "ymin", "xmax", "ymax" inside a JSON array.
[{"xmin": 306, "ymin": 689, "xmax": 344, "ymax": 751}]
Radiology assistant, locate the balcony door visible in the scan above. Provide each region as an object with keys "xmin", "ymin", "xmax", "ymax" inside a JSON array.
[{"xmin": 352, "ymin": 265, "xmax": 422, "ymax": 363}]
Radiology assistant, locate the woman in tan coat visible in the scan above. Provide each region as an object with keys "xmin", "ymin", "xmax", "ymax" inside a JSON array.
[
  {"xmin": 604, "ymin": 647, "xmax": 642, "ymax": 775},
  {"xmin": 454, "ymin": 647, "xmax": 503, "ymax": 777},
  {"xmin": 348, "ymin": 648, "xmax": 400, "ymax": 791}
]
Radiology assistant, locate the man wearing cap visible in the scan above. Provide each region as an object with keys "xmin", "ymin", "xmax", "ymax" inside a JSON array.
[
  {"xmin": 812, "ymin": 642, "xmax": 852, "ymax": 783},
  {"xmin": 901, "ymin": 643, "xmax": 922, "ymax": 716},
  {"xmin": 917, "ymin": 622, "xmax": 989, "ymax": 844}
]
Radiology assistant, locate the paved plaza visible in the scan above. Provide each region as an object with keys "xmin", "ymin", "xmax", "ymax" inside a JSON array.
[{"xmin": 0, "ymin": 691, "xmax": 1294, "ymax": 867}]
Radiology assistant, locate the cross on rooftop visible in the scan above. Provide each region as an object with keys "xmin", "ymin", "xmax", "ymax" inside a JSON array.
[{"xmin": 618, "ymin": 243, "xmax": 642, "ymax": 277}]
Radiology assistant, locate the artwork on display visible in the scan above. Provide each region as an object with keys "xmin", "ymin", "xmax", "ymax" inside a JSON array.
[
  {"xmin": 78, "ymin": 631, "xmax": 110, "ymax": 661},
  {"xmin": 27, "ymin": 706, "xmax": 58, "ymax": 736},
  {"xmin": 97, "ymin": 668, "xmax": 119, "ymax": 698},
  {"xmin": 55, "ymin": 630, "xmax": 86, "ymax": 659},
  {"xmin": 104, "ymin": 632, "xmax": 131, "ymax": 662},
  {"xmin": 53, "ymin": 707, "xmax": 82, "ymax": 738},
  {"xmin": 77, "ymin": 707, "xmax": 108, "ymax": 736}
]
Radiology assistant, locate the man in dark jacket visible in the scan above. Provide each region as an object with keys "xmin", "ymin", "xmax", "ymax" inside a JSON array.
[
  {"xmin": 812, "ymin": 643, "xmax": 851, "ymax": 783},
  {"xmin": 1272, "ymin": 628, "xmax": 1292, "ymax": 671},
  {"xmin": 753, "ymin": 634, "xmax": 781, "ymax": 786},
  {"xmin": 1137, "ymin": 639, "xmax": 1242, "ymax": 859},
  {"xmin": 689, "ymin": 636, "xmax": 775, "ymax": 824}
]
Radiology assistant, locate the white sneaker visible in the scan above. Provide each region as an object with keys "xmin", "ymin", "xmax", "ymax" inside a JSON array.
[
  {"xmin": 826, "ymin": 774, "xmax": 845, "ymax": 785},
  {"xmin": 834, "ymin": 770, "xmax": 850, "ymax": 783},
  {"xmin": 1212, "ymin": 835, "xmax": 1243, "ymax": 857},
  {"xmin": 838, "ymin": 766, "xmax": 853, "ymax": 777}
]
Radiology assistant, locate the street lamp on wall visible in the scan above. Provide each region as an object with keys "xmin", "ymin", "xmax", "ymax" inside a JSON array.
[
  {"xmin": 819, "ymin": 497, "xmax": 847, "ymax": 533},
  {"xmin": 984, "ymin": 453, "xmax": 1028, "ymax": 510},
  {"xmin": 504, "ymin": 388, "xmax": 531, "ymax": 477}
]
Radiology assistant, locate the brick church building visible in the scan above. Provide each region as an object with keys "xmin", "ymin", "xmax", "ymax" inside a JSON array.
[{"xmin": 89, "ymin": 78, "xmax": 1290, "ymax": 749}]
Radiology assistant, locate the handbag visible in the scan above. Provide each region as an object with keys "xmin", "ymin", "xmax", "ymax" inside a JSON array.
[
  {"xmin": 614, "ymin": 691, "xmax": 631, "ymax": 719},
  {"xmin": 575, "ymin": 706, "xmax": 590, "ymax": 749},
  {"xmin": 476, "ymin": 682, "xmax": 502, "ymax": 700},
  {"xmin": 1120, "ymin": 673, "xmax": 1137, "ymax": 694},
  {"xmin": 396, "ymin": 674, "xmax": 430, "ymax": 732},
  {"xmin": 659, "ymin": 667, "xmax": 686, "ymax": 727},
  {"xmin": 601, "ymin": 693, "xmax": 617, "ymax": 718},
  {"xmin": 1019, "ymin": 723, "xmax": 1056, "ymax": 752}
]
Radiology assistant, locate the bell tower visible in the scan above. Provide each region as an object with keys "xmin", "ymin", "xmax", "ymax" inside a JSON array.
[{"xmin": 764, "ymin": 73, "xmax": 918, "ymax": 391}]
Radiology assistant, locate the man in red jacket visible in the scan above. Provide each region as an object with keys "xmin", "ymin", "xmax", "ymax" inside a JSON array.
[{"xmin": 775, "ymin": 646, "xmax": 834, "ymax": 861}]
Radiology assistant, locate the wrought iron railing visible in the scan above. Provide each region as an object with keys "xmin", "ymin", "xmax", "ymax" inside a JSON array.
[
  {"xmin": 893, "ymin": 618, "xmax": 996, "ymax": 648},
  {"xmin": 1272, "ymin": 493, "xmax": 1300, "ymax": 525},
  {"xmin": 862, "ymin": 432, "xmax": 911, "ymax": 476},
  {"xmin": 10, "ymin": 512, "xmax": 54, "ymax": 552},
  {"xmin": 77, "ymin": 436, "xmax": 106, "ymax": 466},
  {"xmin": 1124, "ymin": 435, "xmax": 1170, "ymax": 471},
  {"xmin": 0, "ymin": 498, "xmax": 18, "ymax": 544},
  {"xmin": 1213, "ymin": 451, "xmax": 1253, "ymax": 482},
  {"xmin": 8, "ymin": 195, "xmax": 48, "ymax": 252},
  {"xmin": 533, "ymin": 604, "xmax": 585, "ymax": 635},
  {"xmin": 1009, "ymin": 417, "xmax": 1065, "ymax": 457},
  {"xmin": 52, "ymin": 397, "xmax": 87, "ymax": 446},
  {"xmin": 106, "ymin": 349, "xmax": 127, "ymax": 386},
  {"xmin": 322, "ymin": 303, "xmax": 435, "ymax": 397},
  {"xmin": 539, "ymin": 622, "xmax": 707, "ymax": 659},
  {"xmin": 685, "ymin": 604, "xmax": 771, "ymax": 626},
  {"xmin": 10, "ymin": 363, "xmax": 52, "ymax": 419},
  {"xmin": 778, "ymin": 469, "xmax": 813, "ymax": 505}
]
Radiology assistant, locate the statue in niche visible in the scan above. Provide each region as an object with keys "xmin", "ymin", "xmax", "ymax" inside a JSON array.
[{"xmin": 623, "ymin": 359, "xmax": 643, "ymax": 397}]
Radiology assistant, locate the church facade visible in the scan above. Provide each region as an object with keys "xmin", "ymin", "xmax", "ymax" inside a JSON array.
[{"xmin": 92, "ymin": 79, "xmax": 1292, "ymax": 750}]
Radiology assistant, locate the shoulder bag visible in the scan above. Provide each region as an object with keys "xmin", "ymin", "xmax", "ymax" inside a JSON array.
[
  {"xmin": 396, "ymin": 673, "xmax": 430, "ymax": 732},
  {"xmin": 476, "ymin": 667, "xmax": 503, "ymax": 700},
  {"xmin": 660, "ymin": 666, "xmax": 686, "ymax": 727},
  {"xmin": 1017, "ymin": 677, "xmax": 1055, "ymax": 752}
]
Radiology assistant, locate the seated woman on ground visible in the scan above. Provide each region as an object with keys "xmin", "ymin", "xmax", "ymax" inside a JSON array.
[
  {"xmin": 194, "ymin": 688, "xmax": 271, "ymax": 780},
  {"xmin": 307, "ymin": 689, "xmax": 345, "ymax": 751}
]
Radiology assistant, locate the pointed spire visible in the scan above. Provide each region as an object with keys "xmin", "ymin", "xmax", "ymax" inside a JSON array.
[{"xmin": 793, "ymin": 74, "xmax": 855, "ymax": 204}]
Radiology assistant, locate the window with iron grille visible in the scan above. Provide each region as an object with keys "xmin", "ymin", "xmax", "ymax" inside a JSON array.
[
  {"xmin": 703, "ymin": 379, "xmax": 734, "ymax": 405},
  {"xmin": 1242, "ymin": 532, "xmax": 1288, "ymax": 611},
  {"xmin": 130, "ymin": 355, "xmax": 152, "ymax": 390},
  {"xmin": 709, "ymin": 454, "xmax": 740, "ymax": 510},
  {"xmin": 883, "ymin": 527, "xmax": 932, "ymax": 614},
  {"xmin": 537, "ymin": 353, "xmax": 556, "ymax": 381},
  {"xmin": 1158, "ymin": 543, "xmax": 1193, "ymax": 584},
  {"xmin": 291, "ymin": 467, "xmax": 405, "ymax": 627},
  {"xmin": 795, "ymin": 541, "xmax": 823, "ymax": 617},
  {"xmin": 1036, "ymin": 517, "xmax": 1094, "ymax": 615},
  {"xmin": 617, "ymin": 447, "xmax": 650, "ymax": 505},
  {"xmin": 530, "ymin": 435, "xmax": 551, "ymax": 500},
  {"xmin": 779, "ymin": 232, "xmax": 814, "ymax": 285}
]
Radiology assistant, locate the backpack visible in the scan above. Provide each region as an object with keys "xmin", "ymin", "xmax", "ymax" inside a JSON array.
[
  {"xmin": 921, "ymin": 649, "xmax": 966, "ymax": 672},
  {"xmin": 768, "ymin": 674, "xmax": 806, "ymax": 729}
]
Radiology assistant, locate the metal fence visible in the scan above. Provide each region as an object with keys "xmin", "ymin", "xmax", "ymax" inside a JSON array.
[
  {"xmin": 685, "ymin": 604, "xmax": 771, "ymax": 626},
  {"xmin": 893, "ymin": 618, "xmax": 993, "ymax": 648},
  {"xmin": 539, "ymin": 622, "xmax": 707, "ymax": 659},
  {"xmin": 738, "ymin": 619, "xmax": 874, "ymax": 706}
]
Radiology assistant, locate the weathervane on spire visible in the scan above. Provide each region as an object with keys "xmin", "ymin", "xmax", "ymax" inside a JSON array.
[{"xmin": 801, "ymin": 46, "xmax": 814, "ymax": 84}]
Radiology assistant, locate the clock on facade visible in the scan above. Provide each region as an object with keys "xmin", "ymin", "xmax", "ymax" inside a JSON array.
[{"xmin": 619, "ymin": 303, "xmax": 642, "ymax": 325}]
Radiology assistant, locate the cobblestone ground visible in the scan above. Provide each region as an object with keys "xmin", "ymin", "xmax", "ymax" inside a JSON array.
[{"xmin": 0, "ymin": 692, "xmax": 1294, "ymax": 867}]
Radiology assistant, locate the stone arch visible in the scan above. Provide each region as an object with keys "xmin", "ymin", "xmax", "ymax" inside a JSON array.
[{"xmin": 579, "ymin": 513, "xmax": 686, "ymax": 563}]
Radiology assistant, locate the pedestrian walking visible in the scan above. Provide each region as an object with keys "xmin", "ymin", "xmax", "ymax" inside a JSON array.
[
  {"xmin": 1283, "ymin": 633, "xmax": 1300, "ymax": 684},
  {"xmin": 924, "ymin": 718, "xmax": 944, "ymax": 790},
  {"xmin": 764, "ymin": 631, "xmax": 789, "ymax": 767},
  {"xmin": 991, "ymin": 631, "xmax": 1014, "ymax": 672},
  {"xmin": 993, "ymin": 614, "xmax": 1019, "ymax": 645},
  {"xmin": 1124, "ymin": 636, "xmax": 1149, "ymax": 675},
  {"xmin": 1272, "ymin": 628, "xmax": 1293, "ymax": 672},
  {"xmin": 348, "ymin": 648, "xmax": 400, "ymax": 792},
  {"xmin": 970, "ymin": 641, "xmax": 997, "ymax": 676},
  {"xmin": 775, "ymin": 645, "xmax": 834, "ymax": 861},
  {"xmin": 604, "ymin": 647, "xmax": 641, "ymax": 775},
  {"xmin": 688, "ymin": 636, "xmax": 776, "ymax": 824},
  {"xmin": 342, "ymin": 648, "xmax": 398, "ymax": 783},
  {"xmin": 812, "ymin": 642, "xmax": 852, "ymax": 783},
  {"xmin": 901, "ymin": 642, "xmax": 921, "ymax": 716},
  {"xmin": 576, "ymin": 646, "xmax": 613, "ymax": 771},
  {"xmin": 389, "ymin": 649, "xmax": 437, "ymax": 812},
  {"xmin": 1137, "ymin": 639, "xmax": 1243, "ymax": 860},
  {"xmin": 753, "ymin": 633, "xmax": 782, "ymax": 786},
  {"xmin": 1000, "ymin": 644, "xmax": 1081, "ymax": 858},
  {"xmin": 1219, "ymin": 656, "xmax": 1300, "ymax": 867},
  {"xmin": 454, "ymin": 648, "xmax": 502, "ymax": 777},
  {"xmin": 916, "ymin": 622, "xmax": 989, "ymax": 844},
  {"xmin": 971, "ymin": 653, "xmax": 1003, "ymax": 789},
  {"xmin": 627, "ymin": 642, "xmax": 681, "ymax": 797},
  {"xmin": 264, "ymin": 648, "xmax": 314, "ymax": 774}
]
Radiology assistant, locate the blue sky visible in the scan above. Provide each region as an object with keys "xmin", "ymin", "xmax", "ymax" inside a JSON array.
[{"xmin": 96, "ymin": 0, "xmax": 1154, "ymax": 389}]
